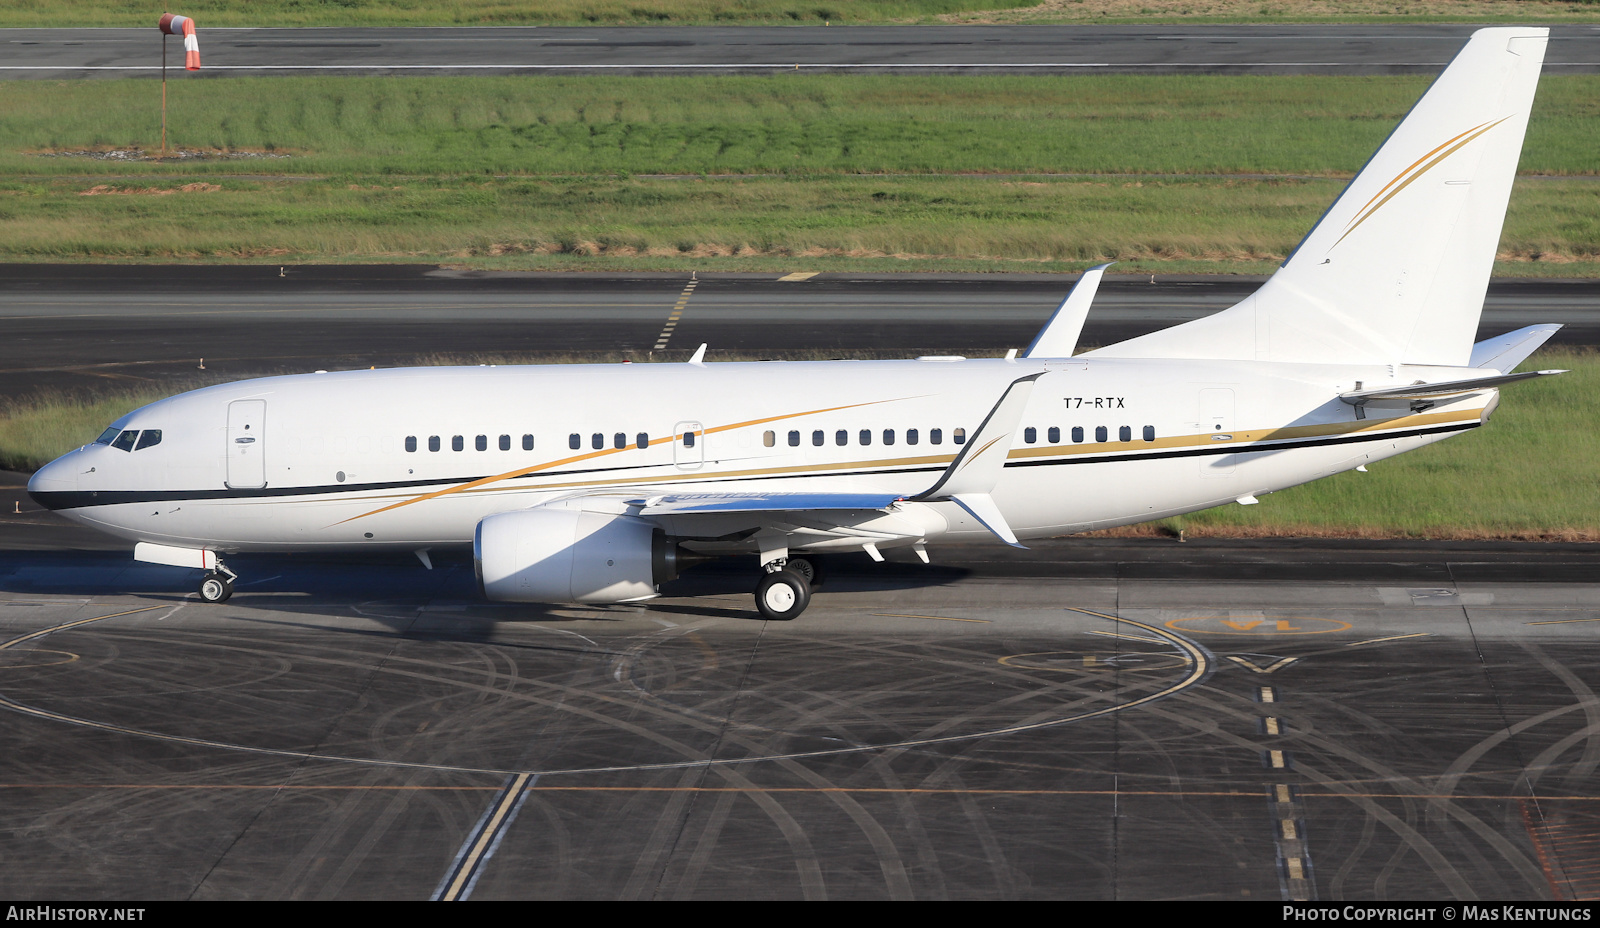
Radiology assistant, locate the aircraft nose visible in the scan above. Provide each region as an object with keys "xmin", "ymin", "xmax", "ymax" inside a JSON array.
[{"xmin": 27, "ymin": 451, "xmax": 80, "ymax": 510}]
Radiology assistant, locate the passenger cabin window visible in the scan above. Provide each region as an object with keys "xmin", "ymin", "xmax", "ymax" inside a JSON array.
[
  {"xmin": 405, "ymin": 436, "xmax": 417, "ymax": 452},
  {"xmin": 111, "ymin": 430, "xmax": 139, "ymax": 452},
  {"xmin": 592, "ymin": 433, "xmax": 603, "ymax": 450},
  {"xmin": 523, "ymin": 434, "xmax": 535, "ymax": 451},
  {"xmin": 476, "ymin": 434, "xmax": 488, "ymax": 452},
  {"xmin": 954, "ymin": 428, "xmax": 966, "ymax": 445},
  {"xmin": 763, "ymin": 430, "xmax": 776, "ymax": 448},
  {"xmin": 1024, "ymin": 427, "xmax": 1037, "ymax": 444},
  {"xmin": 788, "ymin": 430, "xmax": 800, "ymax": 447},
  {"xmin": 1048, "ymin": 427, "xmax": 1060, "ymax": 443},
  {"xmin": 499, "ymin": 434, "xmax": 510, "ymax": 451},
  {"xmin": 569, "ymin": 433, "xmax": 581, "ymax": 450},
  {"xmin": 883, "ymin": 429, "xmax": 895, "ymax": 446},
  {"xmin": 683, "ymin": 430, "xmax": 695, "ymax": 448},
  {"xmin": 1144, "ymin": 426, "xmax": 1156, "ymax": 442},
  {"xmin": 614, "ymin": 432, "xmax": 626, "ymax": 450},
  {"xmin": 1095, "ymin": 426, "xmax": 1108, "ymax": 443},
  {"xmin": 859, "ymin": 429, "xmax": 871, "ymax": 446},
  {"xmin": 813, "ymin": 430, "xmax": 824, "ymax": 447},
  {"xmin": 1072, "ymin": 427, "xmax": 1084, "ymax": 443},
  {"xmin": 907, "ymin": 429, "xmax": 919, "ymax": 446},
  {"xmin": 94, "ymin": 427, "xmax": 120, "ymax": 445},
  {"xmin": 429, "ymin": 436, "xmax": 441, "ymax": 452},
  {"xmin": 931, "ymin": 429, "xmax": 943, "ymax": 445},
  {"xmin": 452, "ymin": 435, "xmax": 464, "ymax": 452},
  {"xmin": 1119, "ymin": 426, "xmax": 1132, "ymax": 443},
  {"xmin": 636, "ymin": 433, "xmax": 648, "ymax": 450},
  {"xmin": 135, "ymin": 430, "xmax": 162, "ymax": 451},
  {"xmin": 835, "ymin": 430, "xmax": 847, "ymax": 447}
]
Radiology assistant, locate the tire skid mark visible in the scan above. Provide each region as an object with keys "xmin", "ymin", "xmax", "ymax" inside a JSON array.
[
  {"xmin": 668, "ymin": 786, "xmax": 741, "ymax": 900},
  {"xmin": 1219, "ymin": 668, "xmax": 1557, "ymax": 896},
  {"xmin": 0, "ymin": 609, "xmax": 1214, "ymax": 779},
  {"xmin": 1519, "ymin": 641, "xmax": 1600, "ymax": 791},
  {"xmin": 1148, "ymin": 686, "xmax": 1532, "ymax": 897},
  {"xmin": 619, "ymin": 765, "xmax": 704, "ymax": 901}
]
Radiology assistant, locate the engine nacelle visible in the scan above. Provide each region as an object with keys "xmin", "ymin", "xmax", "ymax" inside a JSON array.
[{"xmin": 474, "ymin": 504, "xmax": 677, "ymax": 604}]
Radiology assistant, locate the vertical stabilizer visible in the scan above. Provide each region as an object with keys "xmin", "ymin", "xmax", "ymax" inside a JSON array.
[{"xmin": 1090, "ymin": 27, "xmax": 1548, "ymax": 367}]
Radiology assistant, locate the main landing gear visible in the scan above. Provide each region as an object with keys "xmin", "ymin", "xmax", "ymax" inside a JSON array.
[
  {"xmin": 197, "ymin": 563, "xmax": 238, "ymax": 604},
  {"xmin": 753, "ymin": 557, "xmax": 822, "ymax": 621}
]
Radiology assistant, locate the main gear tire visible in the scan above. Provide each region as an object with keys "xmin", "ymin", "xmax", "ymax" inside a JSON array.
[{"xmin": 754, "ymin": 570, "xmax": 810, "ymax": 621}]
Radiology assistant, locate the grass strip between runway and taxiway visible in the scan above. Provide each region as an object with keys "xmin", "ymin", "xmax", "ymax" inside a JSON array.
[
  {"xmin": 3, "ymin": 348, "xmax": 1595, "ymax": 540},
  {"xmin": 3, "ymin": 0, "xmax": 1599, "ymax": 27},
  {"xmin": 4, "ymin": 73, "xmax": 1600, "ymax": 275}
]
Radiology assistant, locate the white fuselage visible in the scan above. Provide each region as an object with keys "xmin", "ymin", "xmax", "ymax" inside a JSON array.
[{"xmin": 28, "ymin": 356, "xmax": 1489, "ymax": 555}]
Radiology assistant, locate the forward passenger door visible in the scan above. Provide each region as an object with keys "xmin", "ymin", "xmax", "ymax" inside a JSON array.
[{"xmin": 226, "ymin": 399, "xmax": 267, "ymax": 488}]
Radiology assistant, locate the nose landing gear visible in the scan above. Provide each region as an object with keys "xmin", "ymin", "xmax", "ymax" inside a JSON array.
[{"xmin": 197, "ymin": 563, "xmax": 238, "ymax": 603}]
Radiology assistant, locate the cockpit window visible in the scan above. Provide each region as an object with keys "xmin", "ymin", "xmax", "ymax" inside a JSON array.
[
  {"xmin": 94, "ymin": 427, "xmax": 120, "ymax": 445},
  {"xmin": 134, "ymin": 429, "xmax": 163, "ymax": 451},
  {"xmin": 111, "ymin": 430, "xmax": 139, "ymax": 452}
]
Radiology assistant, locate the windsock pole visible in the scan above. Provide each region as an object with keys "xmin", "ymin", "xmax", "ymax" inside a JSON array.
[
  {"xmin": 157, "ymin": 13, "xmax": 200, "ymax": 160},
  {"xmin": 160, "ymin": 19, "xmax": 167, "ymax": 159}
]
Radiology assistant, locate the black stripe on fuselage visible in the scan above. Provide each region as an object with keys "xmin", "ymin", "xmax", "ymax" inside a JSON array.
[
  {"xmin": 1004, "ymin": 421, "xmax": 1477, "ymax": 468},
  {"xmin": 29, "ymin": 421, "xmax": 1474, "ymax": 512}
]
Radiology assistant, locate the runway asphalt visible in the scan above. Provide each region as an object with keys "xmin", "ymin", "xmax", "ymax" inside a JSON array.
[
  {"xmin": 4, "ymin": 24, "xmax": 1600, "ymax": 77},
  {"xmin": 0, "ymin": 265, "xmax": 1594, "ymax": 400}
]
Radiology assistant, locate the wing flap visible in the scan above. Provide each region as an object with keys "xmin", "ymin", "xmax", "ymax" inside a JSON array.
[{"xmin": 636, "ymin": 492, "xmax": 902, "ymax": 516}]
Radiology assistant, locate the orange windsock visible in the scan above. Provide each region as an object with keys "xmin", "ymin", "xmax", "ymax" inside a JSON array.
[{"xmin": 158, "ymin": 13, "xmax": 201, "ymax": 70}]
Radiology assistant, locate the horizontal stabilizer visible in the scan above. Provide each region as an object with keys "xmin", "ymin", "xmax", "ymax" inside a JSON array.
[
  {"xmin": 1470, "ymin": 324, "xmax": 1562, "ymax": 370},
  {"xmin": 636, "ymin": 492, "xmax": 900, "ymax": 516},
  {"xmin": 1340, "ymin": 369, "xmax": 1565, "ymax": 406},
  {"xmin": 1023, "ymin": 263, "xmax": 1113, "ymax": 359}
]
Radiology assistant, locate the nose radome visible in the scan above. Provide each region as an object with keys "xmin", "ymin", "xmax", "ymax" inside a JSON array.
[{"xmin": 27, "ymin": 451, "xmax": 80, "ymax": 506}]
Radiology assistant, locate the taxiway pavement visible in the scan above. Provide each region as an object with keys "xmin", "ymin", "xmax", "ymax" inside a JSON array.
[
  {"xmin": 2, "ymin": 266, "xmax": 1596, "ymax": 400},
  {"xmin": 6, "ymin": 24, "xmax": 1600, "ymax": 77},
  {"xmin": 1, "ymin": 502, "xmax": 1597, "ymax": 899}
]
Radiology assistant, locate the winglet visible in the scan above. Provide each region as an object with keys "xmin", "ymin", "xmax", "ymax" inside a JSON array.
[
  {"xmin": 911, "ymin": 373, "xmax": 1040, "ymax": 546},
  {"xmin": 688, "ymin": 343, "xmax": 708, "ymax": 366},
  {"xmin": 953, "ymin": 493, "xmax": 1024, "ymax": 548},
  {"xmin": 1023, "ymin": 263, "xmax": 1113, "ymax": 359}
]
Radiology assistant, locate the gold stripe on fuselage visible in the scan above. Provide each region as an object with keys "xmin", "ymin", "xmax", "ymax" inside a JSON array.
[
  {"xmin": 334, "ymin": 395, "xmax": 924, "ymax": 524},
  {"xmin": 323, "ymin": 405, "xmax": 1480, "ymax": 521}
]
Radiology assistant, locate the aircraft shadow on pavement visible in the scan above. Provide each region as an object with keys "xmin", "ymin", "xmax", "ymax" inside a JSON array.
[{"xmin": 0, "ymin": 549, "xmax": 973, "ymax": 631}]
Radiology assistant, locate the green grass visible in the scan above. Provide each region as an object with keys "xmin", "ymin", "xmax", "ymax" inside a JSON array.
[
  {"xmin": 5, "ymin": 350, "xmax": 1594, "ymax": 539},
  {"xmin": 4, "ymin": 174, "xmax": 1597, "ymax": 275},
  {"xmin": 2, "ymin": 74, "xmax": 1599, "ymax": 273},
  {"xmin": 8, "ymin": 73, "xmax": 1600, "ymax": 178}
]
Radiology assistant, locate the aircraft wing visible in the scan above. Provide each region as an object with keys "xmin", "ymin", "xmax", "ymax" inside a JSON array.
[{"xmin": 634, "ymin": 492, "xmax": 902, "ymax": 516}]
